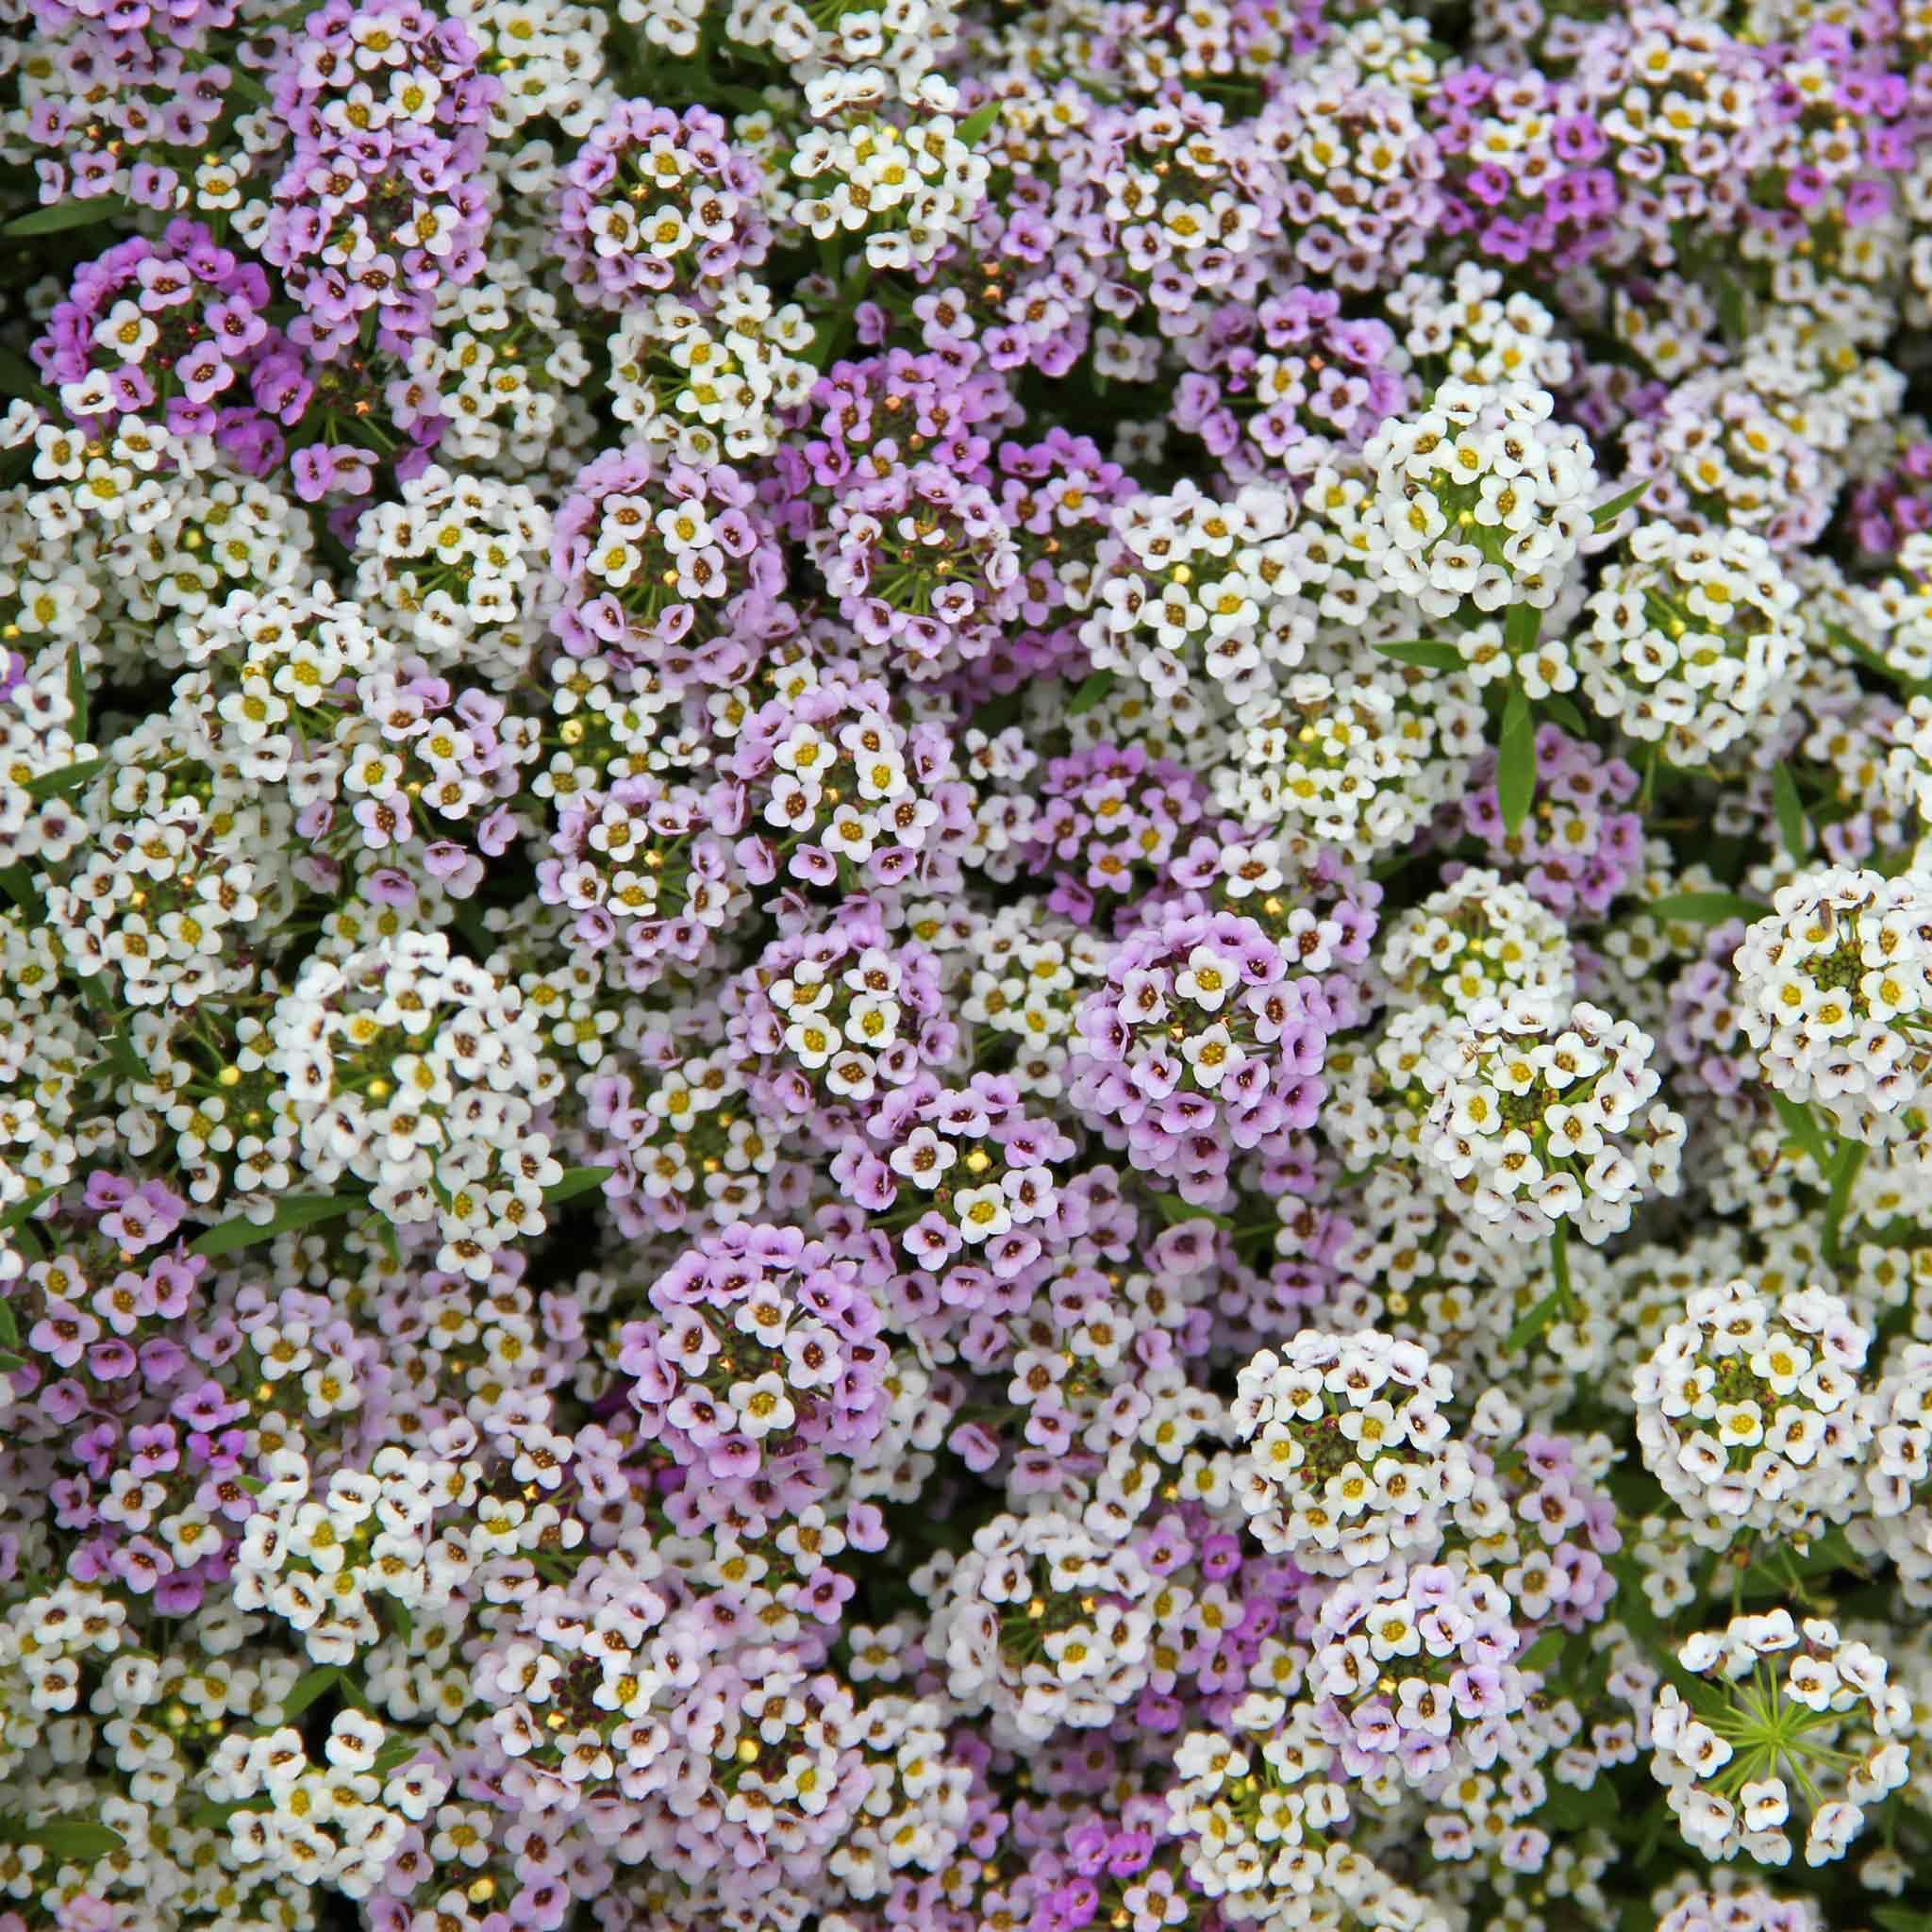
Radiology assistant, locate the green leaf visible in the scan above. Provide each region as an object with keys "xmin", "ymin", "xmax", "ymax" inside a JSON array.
[
  {"xmin": 1645, "ymin": 891, "xmax": 1768, "ymax": 924},
  {"xmin": 0, "ymin": 1292, "xmax": 17, "ymax": 1349},
  {"xmin": 1822, "ymin": 619, "xmax": 1923, "ymax": 693},
  {"xmin": 1504, "ymin": 603, "xmax": 1541, "ymax": 658},
  {"xmin": 1717, "ymin": 276, "xmax": 1747, "ymax": 343},
  {"xmin": 1540, "ymin": 693, "xmax": 1588, "ymax": 736},
  {"xmin": 1874, "ymin": 1911, "xmax": 1932, "ymax": 1932},
  {"xmin": 1537, "ymin": 1779, "xmax": 1619, "ymax": 1831},
  {"xmin": 0, "ymin": 345, "xmax": 53, "ymax": 409},
  {"xmin": 0, "ymin": 864, "xmax": 42, "ymax": 917},
  {"xmin": 189, "ymin": 1796, "xmax": 270, "ymax": 1830},
  {"xmin": 1518, "ymin": 1627, "xmax": 1566, "ymax": 1672},
  {"xmin": 543, "ymin": 1165, "xmax": 613, "ymax": 1205},
  {"xmin": 1591, "ymin": 480, "xmax": 1651, "ymax": 530},
  {"xmin": 0, "ymin": 1182, "xmax": 58, "ymax": 1238},
  {"xmin": 0, "ymin": 1818, "xmax": 126, "ymax": 1858},
  {"xmin": 1771, "ymin": 763, "xmax": 1807, "ymax": 858},
  {"xmin": 190, "ymin": 1193, "xmax": 358, "ymax": 1258},
  {"xmin": 25, "ymin": 758, "xmax": 102, "ymax": 800},
  {"xmin": 1370, "ymin": 639, "xmax": 1462, "ymax": 674},
  {"xmin": 97, "ymin": 1014, "xmax": 145, "ymax": 1086},
  {"xmin": 1507, "ymin": 1287, "xmax": 1563, "ymax": 1350},
  {"xmin": 66, "ymin": 647, "xmax": 88, "ymax": 743},
  {"xmin": 1767, "ymin": 1091, "xmax": 1833, "ymax": 1173},
  {"xmin": 1065, "ymin": 669, "xmax": 1116, "ymax": 716},
  {"xmin": 274, "ymin": 1664, "xmax": 343, "ymax": 1721},
  {"xmin": 4, "ymin": 197, "xmax": 131, "ymax": 237},
  {"xmin": 1496, "ymin": 683, "xmax": 1537, "ymax": 836},
  {"xmin": 372, "ymin": 1735, "xmax": 425, "ymax": 1776},
  {"xmin": 957, "ymin": 100, "xmax": 1003, "ymax": 147},
  {"xmin": 1145, "ymin": 1191, "xmax": 1234, "ymax": 1231}
]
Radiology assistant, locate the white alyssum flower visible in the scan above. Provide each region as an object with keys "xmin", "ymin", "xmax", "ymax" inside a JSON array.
[
  {"xmin": 1732, "ymin": 865, "xmax": 1932, "ymax": 1155},
  {"xmin": 1576, "ymin": 520, "xmax": 1803, "ymax": 767},
  {"xmin": 1633, "ymin": 1277, "xmax": 1872, "ymax": 1551},
  {"xmin": 1417, "ymin": 992, "xmax": 1687, "ymax": 1245},
  {"xmin": 1229, "ymin": 1331, "xmax": 1474, "ymax": 1574}
]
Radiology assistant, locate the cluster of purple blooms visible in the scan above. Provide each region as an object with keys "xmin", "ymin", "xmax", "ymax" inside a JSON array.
[{"xmin": 13, "ymin": 3, "xmax": 1932, "ymax": 1932}]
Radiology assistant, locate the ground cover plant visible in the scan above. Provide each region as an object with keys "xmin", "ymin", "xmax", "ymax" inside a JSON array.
[{"xmin": 7, "ymin": 4, "xmax": 1932, "ymax": 1932}]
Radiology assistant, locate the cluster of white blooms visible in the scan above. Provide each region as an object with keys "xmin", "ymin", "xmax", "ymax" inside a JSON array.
[
  {"xmin": 353, "ymin": 465, "xmax": 554, "ymax": 687},
  {"xmin": 1419, "ymin": 993, "xmax": 1687, "ymax": 1245},
  {"xmin": 1165, "ymin": 1714, "xmax": 1357, "ymax": 1924},
  {"xmin": 1859, "ymin": 531, "xmax": 1932, "ymax": 684},
  {"xmin": 1324, "ymin": 1004, "xmax": 1445, "ymax": 1172},
  {"xmin": 448, "ymin": 0, "xmax": 609, "ymax": 135},
  {"xmin": 1732, "ymin": 866, "xmax": 1932, "ymax": 1155},
  {"xmin": 1633, "ymin": 1278, "xmax": 1872, "ymax": 1552},
  {"xmin": 394, "ymin": 265, "xmax": 595, "ymax": 478},
  {"xmin": 0, "ymin": 1584, "xmax": 133, "ymax": 1779},
  {"xmin": 1576, "ymin": 522, "xmax": 1804, "ymax": 768},
  {"xmin": 923, "ymin": 1508, "xmax": 1156, "ymax": 1743},
  {"xmin": 1650, "ymin": 1610, "xmax": 1911, "ymax": 1869},
  {"xmin": 202, "ymin": 1708, "xmax": 418, "ymax": 1898},
  {"xmin": 1389, "ymin": 264, "xmax": 1574, "ymax": 391},
  {"xmin": 609, "ymin": 275, "xmax": 817, "ymax": 464},
  {"xmin": 1217, "ymin": 668, "xmax": 1486, "ymax": 863},
  {"xmin": 958, "ymin": 907, "xmax": 1110, "ymax": 1098},
  {"xmin": 1856, "ymin": 1341, "xmax": 1932, "ymax": 1604},
  {"xmin": 1362, "ymin": 379, "xmax": 1598, "ymax": 618},
  {"xmin": 785, "ymin": 105, "xmax": 991, "ymax": 275},
  {"xmin": 1883, "ymin": 691, "xmax": 1932, "ymax": 824},
  {"xmin": 1378, "ymin": 868, "xmax": 1576, "ymax": 1017},
  {"xmin": 231, "ymin": 1446, "xmax": 500, "ymax": 1663},
  {"xmin": 1086, "ymin": 479, "xmax": 1305, "ymax": 711},
  {"xmin": 1229, "ymin": 1332, "xmax": 1473, "ymax": 1573},
  {"xmin": 263, "ymin": 929, "xmax": 565, "ymax": 1274}
]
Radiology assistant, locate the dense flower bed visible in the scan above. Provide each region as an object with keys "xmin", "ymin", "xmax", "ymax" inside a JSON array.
[{"xmin": 5, "ymin": 3, "xmax": 1932, "ymax": 1931}]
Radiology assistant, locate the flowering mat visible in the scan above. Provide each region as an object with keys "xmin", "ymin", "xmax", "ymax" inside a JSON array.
[{"xmin": 8, "ymin": 4, "xmax": 1932, "ymax": 1932}]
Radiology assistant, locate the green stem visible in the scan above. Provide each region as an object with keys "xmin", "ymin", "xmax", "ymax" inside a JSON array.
[
  {"xmin": 1822, "ymin": 1138, "xmax": 1867, "ymax": 1272},
  {"xmin": 1549, "ymin": 1219, "xmax": 1573, "ymax": 1320}
]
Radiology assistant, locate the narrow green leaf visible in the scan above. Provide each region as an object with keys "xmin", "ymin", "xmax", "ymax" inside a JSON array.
[
  {"xmin": 66, "ymin": 648, "xmax": 88, "ymax": 744},
  {"xmin": 99, "ymin": 1016, "xmax": 145, "ymax": 1086},
  {"xmin": 1717, "ymin": 277, "xmax": 1747, "ymax": 342},
  {"xmin": 1504, "ymin": 603, "xmax": 1541, "ymax": 658},
  {"xmin": 189, "ymin": 1797, "xmax": 270, "ymax": 1830},
  {"xmin": 1496, "ymin": 684, "xmax": 1537, "ymax": 836},
  {"xmin": 1591, "ymin": 480, "xmax": 1651, "ymax": 529},
  {"xmin": 1518, "ymin": 1627, "xmax": 1566, "ymax": 1672},
  {"xmin": 274, "ymin": 1664, "xmax": 343, "ymax": 1721},
  {"xmin": 25, "ymin": 758, "xmax": 102, "ymax": 800},
  {"xmin": 1540, "ymin": 693, "xmax": 1588, "ymax": 736},
  {"xmin": 1536, "ymin": 1779, "xmax": 1619, "ymax": 1830},
  {"xmin": 543, "ymin": 1165, "xmax": 614, "ymax": 1205},
  {"xmin": 1507, "ymin": 1287, "xmax": 1563, "ymax": 1350},
  {"xmin": 1771, "ymin": 763, "xmax": 1807, "ymax": 858},
  {"xmin": 0, "ymin": 1291, "xmax": 18, "ymax": 1349},
  {"xmin": 0, "ymin": 1818, "xmax": 125, "ymax": 1858},
  {"xmin": 1371, "ymin": 639, "xmax": 1462, "ymax": 674},
  {"xmin": 1065, "ymin": 669, "xmax": 1117, "ymax": 716},
  {"xmin": 4, "ymin": 197, "xmax": 130, "ymax": 237},
  {"xmin": 1145, "ymin": 1191, "xmax": 1234, "ymax": 1231},
  {"xmin": 1646, "ymin": 891, "xmax": 1768, "ymax": 924},
  {"xmin": 0, "ymin": 345, "xmax": 54, "ymax": 409},
  {"xmin": 190, "ymin": 1193, "xmax": 358, "ymax": 1258},
  {"xmin": 957, "ymin": 101, "xmax": 1003, "ymax": 147},
  {"xmin": 0, "ymin": 864, "xmax": 42, "ymax": 917},
  {"xmin": 0, "ymin": 1182, "xmax": 58, "ymax": 1237},
  {"xmin": 1767, "ymin": 1091, "xmax": 1833, "ymax": 1173},
  {"xmin": 372, "ymin": 1736, "xmax": 424, "ymax": 1775},
  {"xmin": 1874, "ymin": 1910, "xmax": 1932, "ymax": 1932}
]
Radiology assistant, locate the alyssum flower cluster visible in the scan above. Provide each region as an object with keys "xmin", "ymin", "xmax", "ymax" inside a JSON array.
[{"xmin": 12, "ymin": 4, "xmax": 1932, "ymax": 1932}]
